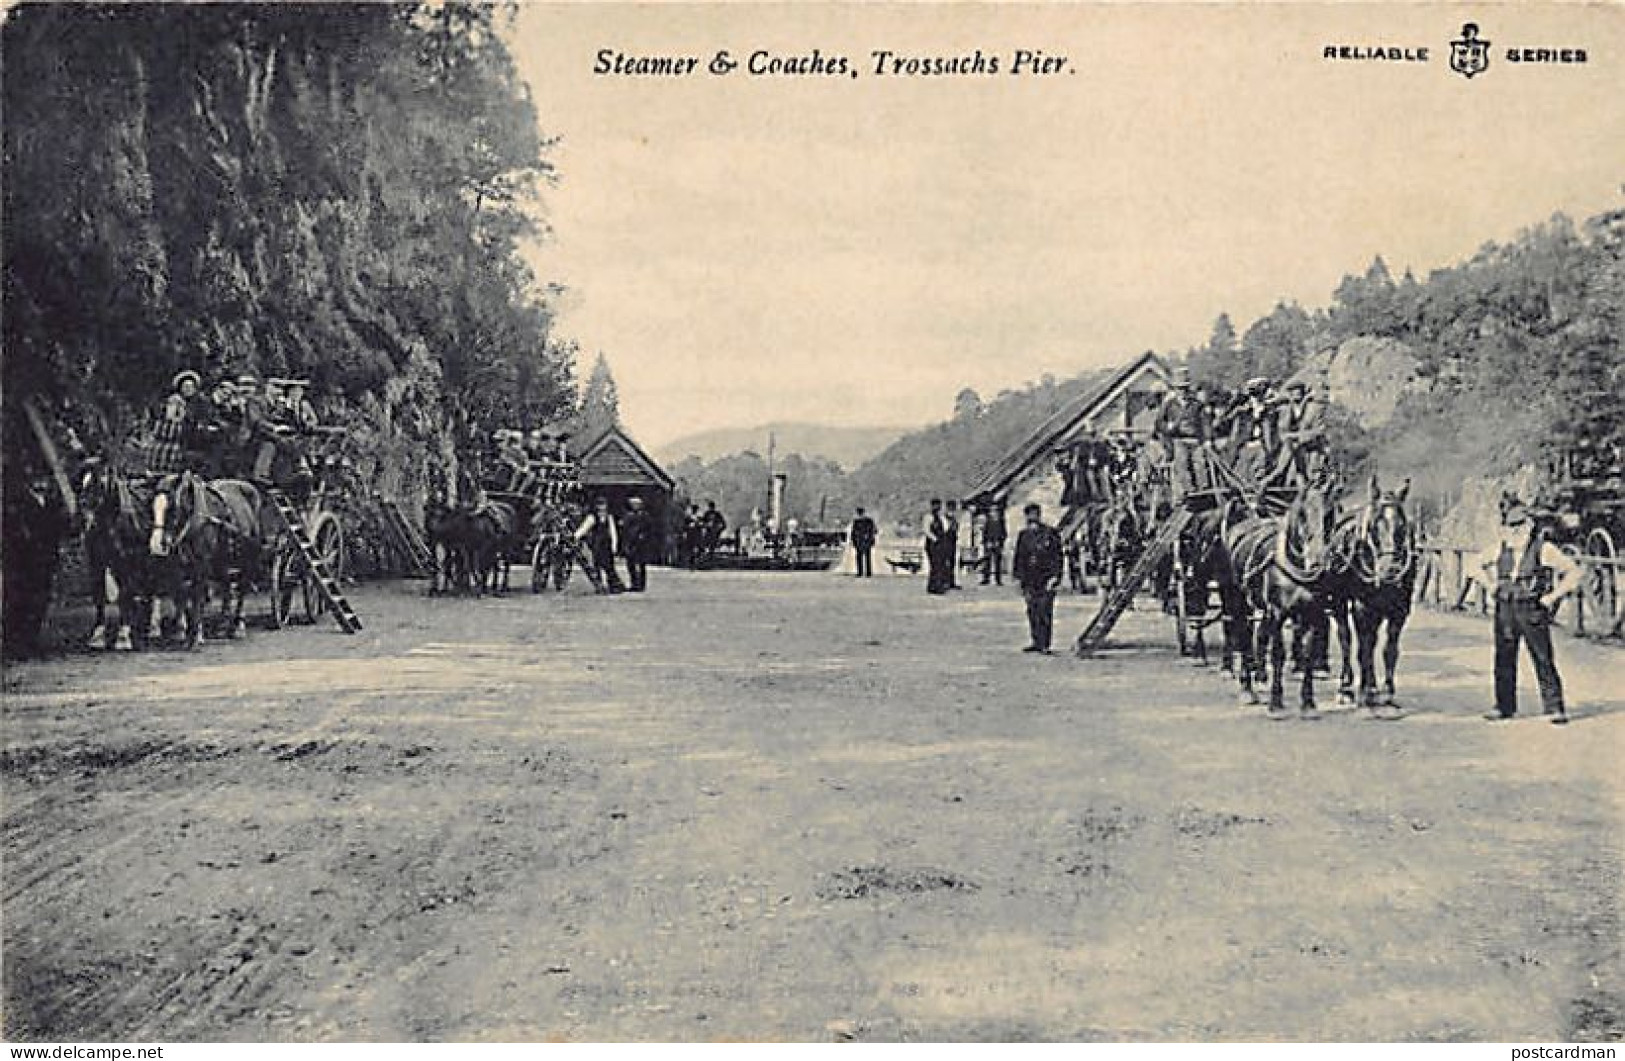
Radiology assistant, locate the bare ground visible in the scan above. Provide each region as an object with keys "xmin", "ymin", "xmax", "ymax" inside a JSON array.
[{"xmin": 2, "ymin": 570, "xmax": 1621, "ymax": 1041}]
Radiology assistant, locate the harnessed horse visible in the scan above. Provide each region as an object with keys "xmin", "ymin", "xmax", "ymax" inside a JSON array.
[
  {"xmin": 1169, "ymin": 504, "xmax": 1251, "ymax": 675},
  {"xmin": 424, "ymin": 493, "xmax": 520, "ymax": 596},
  {"xmin": 1327, "ymin": 477, "xmax": 1416, "ymax": 714},
  {"xmin": 470, "ymin": 498, "xmax": 519, "ymax": 595},
  {"xmin": 150, "ymin": 472, "xmax": 262, "ymax": 648},
  {"xmin": 1221, "ymin": 480, "xmax": 1338, "ymax": 716},
  {"xmin": 79, "ymin": 462, "xmax": 162, "ymax": 650}
]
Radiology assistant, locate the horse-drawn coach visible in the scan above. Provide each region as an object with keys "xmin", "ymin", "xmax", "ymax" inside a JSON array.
[{"xmin": 1543, "ymin": 395, "xmax": 1623, "ymax": 634}]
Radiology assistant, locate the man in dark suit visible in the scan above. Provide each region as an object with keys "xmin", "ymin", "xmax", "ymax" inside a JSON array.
[
  {"xmin": 700, "ymin": 500, "xmax": 726, "ymax": 562},
  {"xmin": 620, "ymin": 496, "xmax": 655, "ymax": 592},
  {"xmin": 944, "ymin": 499, "xmax": 963, "ymax": 589},
  {"xmin": 1013, "ymin": 502, "xmax": 1064, "ymax": 653},
  {"xmin": 923, "ymin": 498, "xmax": 949, "ymax": 594},
  {"xmin": 849, "ymin": 506, "xmax": 877, "ymax": 577},
  {"xmin": 980, "ymin": 502, "xmax": 1008, "ymax": 586}
]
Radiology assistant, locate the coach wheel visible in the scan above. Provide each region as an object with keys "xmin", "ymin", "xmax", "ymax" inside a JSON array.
[
  {"xmin": 269, "ymin": 546, "xmax": 300, "ymax": 629},
  {"xmin": 301, "ymin": 514, "xmax": 344, "ymax": 624},
  {"xmin": 1584, "ymin": 526, "xmax": 1618, "ymax": 627},
  {"xmin": 530, "ymin": 537, "xmax": 548, "ymax": 593},
  {"xmin": 1168, "ymin": 535, "xmax": 1188, "ymax": 655}
]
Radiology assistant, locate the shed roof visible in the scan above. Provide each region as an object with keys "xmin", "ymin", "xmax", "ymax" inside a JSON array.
[
  {"xmin": 571, "ymin": 423, "xmax": 675, "ymax": 492},
  {"xmin": 965, "ymin": 351, "xmax": 1171, "ymax": 501}
]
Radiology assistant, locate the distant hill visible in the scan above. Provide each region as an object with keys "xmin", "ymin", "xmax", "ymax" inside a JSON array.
[
  {"xmin": 844, "ymin": 369, "xmax": 1115, "ymax": 523},
  {"xmin": 656, "ymin": 422, "xmax": 913, "ymax": 471}
]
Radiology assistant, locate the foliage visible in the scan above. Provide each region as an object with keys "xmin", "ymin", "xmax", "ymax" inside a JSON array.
[
  {"xmin": 953, "ymin": 388, "xmax": 984, "ymax": 421},
  {"xmin": 842, "ymin": 369, "xmax": 1113, "ymax": 524},
  {"xmin": 2, "ymin": 1, "xmax": 574, "ymax": 465},
  {"xmin": 1180, "ymin": 205, "xmax": 1623, "ymax": 497},
  {"xmin": 579, "ymin": 353, "xmax": 621, "ymax": 437},
  {"xmin": 824, "ymin": 203, "xmax": 1620, "ymax": 527},
  {"xmin": 669, "ymin": 450, "xmax": 851, "ymax": 530}
]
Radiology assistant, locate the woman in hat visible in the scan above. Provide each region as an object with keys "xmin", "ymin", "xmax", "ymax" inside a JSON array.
[{"xmin": 149, "ymin": 370, "xmax": 204, "ymax": 474}]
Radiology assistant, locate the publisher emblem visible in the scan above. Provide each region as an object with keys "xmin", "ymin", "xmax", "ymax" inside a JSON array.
[{"xmin": 1450, "ymin": 22, "xmax": 1491, "ymax": 78}]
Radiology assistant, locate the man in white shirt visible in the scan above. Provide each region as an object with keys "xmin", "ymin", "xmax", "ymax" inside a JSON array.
[
  {"xmin": 574, "ymin": 496, "xmax": 625, "ymax": 594},
  {"xmin": 1476, "ymin": 499, "xmax": 1580, "ymax": 724}
]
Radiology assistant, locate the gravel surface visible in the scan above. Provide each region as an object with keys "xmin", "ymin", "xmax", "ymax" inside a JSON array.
[{"xmin": 3, "ymin": 570, "xmax": 1621, "ymax": 1041}]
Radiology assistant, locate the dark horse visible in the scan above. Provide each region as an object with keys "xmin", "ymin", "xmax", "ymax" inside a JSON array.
[
  {"xmin": 1167, "ymin": 504, "xmax": 1251, "ymax": 676},
  {"xmin": 477, "ymin": 497, "xmax": 526, "ymax": 595},
  {"xmin": 424, "ymin": 494, "xmax": 518, "ymax": 596},
  {"xmin": 79, "ymin": 461, "xmax": 162, "ymax": 650},
  {"xmin": 1221, "ymin": 481, "xmax": 1338, "ymax": 717},
  {"xmin": 150, "ymin": 472, "xmax": 262, "ymax": 648},
  {"xmin": 1328, "ymin": 476, "xmax": 1416, "ymax": 716},
  {"xmin": 425, "ymin": 497, "xmax": 469, "ymax": 595}
]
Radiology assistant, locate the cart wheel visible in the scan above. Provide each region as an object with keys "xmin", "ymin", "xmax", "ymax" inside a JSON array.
[
  {"xmin": 269, "ymin": 546, "xmax": 299, "ymax": 629},
  {"xmin": 1585, "ymin": 526, "xmax": 1618, "ymax": 628},
  {"xmin": 530, "ymin": 538, "xmax": 548, "ymax": 593},
  {"xmin": 1171, "ymin": 538, "xmax": 1190, "ymax": 656},
  {"xmin": 302, "ymin": 514, "xmax": 344, "ymax": 624}
]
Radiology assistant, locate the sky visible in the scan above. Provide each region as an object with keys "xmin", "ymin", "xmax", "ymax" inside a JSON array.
[{"xmin": 506, "ymin": 3, "xmax": 1625, "ymax": 447}]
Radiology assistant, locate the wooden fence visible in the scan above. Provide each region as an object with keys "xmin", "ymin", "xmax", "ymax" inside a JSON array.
[{"xmin": 1414, "ymin": 544, "xmax": 1624, "ymax": 640}]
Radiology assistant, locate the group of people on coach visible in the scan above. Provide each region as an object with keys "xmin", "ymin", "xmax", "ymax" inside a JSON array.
[{"xmin": 147, "ymin": 368, "xmax": 323, "ymax": 485}]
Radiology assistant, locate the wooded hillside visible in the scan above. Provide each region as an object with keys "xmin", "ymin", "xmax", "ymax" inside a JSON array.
[
  {"xmin": 3, "ymin": 2, "xmax": 573, "ymax": 473},
  {"xmin": 760, "ymin": 204, "xmax": 1623, "ymax": 527}
]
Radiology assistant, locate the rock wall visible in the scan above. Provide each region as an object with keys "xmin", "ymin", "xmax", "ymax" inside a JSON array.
[{"xmin": 1328, "ymin": 337, "xmax": 1424, "ymax": 428}]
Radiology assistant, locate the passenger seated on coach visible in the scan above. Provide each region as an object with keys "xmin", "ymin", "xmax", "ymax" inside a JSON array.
[
  {"xmin": 282, "ymin": 379, "xmax": 319, "ymax": 433},
  {"xmin": 148, "ymin": 369, "xmax": 208, "ymax": 475}
]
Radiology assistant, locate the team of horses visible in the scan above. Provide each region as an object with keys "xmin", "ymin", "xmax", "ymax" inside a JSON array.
[
  {"xmin": 424, "ymin": 490, "xmax": 594, "ymax": 597},
  {"xmin": 69, "ymin": 452, "xmax": 1413, "ymax": 698},
  {"xmin": 79, "ymin": 464, "xmax": 267, "ymax": 651},
  {"xmin": 74, "ymin": 455, "xmax": 600, "ymax": 651},
  {"xmin": 1172, "ymin": 474, "xmax": 1416, "ymax": 719}
]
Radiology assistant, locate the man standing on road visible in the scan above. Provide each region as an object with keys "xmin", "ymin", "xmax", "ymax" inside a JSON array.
[
  {"xmin": 1013, "ymin": 502, "xmax": 1063, "ymax": 654},
  {"xmin": 620, "ymin": 495, "xmax": 655, "ymax": 593},
  {"xmin": 1477, "ymin": 499, "xmax": 1581, "ymax": 724},
  {"xmin": 575, "ymin": 496, "xmax": 625, "ymax": 594},
  {"xmin": 944, "ymin": 499, "xmax": 963, "ymax": 590},
  {"xmin": 923, "ymin": 498, "xmax": 949, "ymax": 595},
  {"xmin": 849, "ymin": 506, "xmax": 877, "ymax": 577},
  {"xmin": 682, "ymin": 504, "xmax": 702, "ymax": 569},
  {"xmin": 700, "ymin": 500, "xmax": 726, "ymax": 563},
  {"xmin": 981, "ymin": 501, "xmax": 1007, "ymax": 586}
]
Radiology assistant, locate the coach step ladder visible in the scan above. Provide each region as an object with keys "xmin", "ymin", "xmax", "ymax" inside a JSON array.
[
  {"xmin": 267, "ymin": 490, "xmax": 364, "ymax": 634},
  {"xmin": 1075, "ymin": 508, "xmax": 1191, "ymax": 656},
  {"xmin": 379, "ymin": 496, "xmax": 435, "ymax": 577}
]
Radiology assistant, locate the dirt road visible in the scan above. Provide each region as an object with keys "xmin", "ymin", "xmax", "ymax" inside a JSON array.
[{"xmin": 3, "ymin": 570, "xmax": 1621, "ymax": 1041}]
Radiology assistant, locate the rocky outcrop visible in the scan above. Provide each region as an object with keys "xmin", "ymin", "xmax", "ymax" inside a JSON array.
[{"xmin": 1292, "ymin": 337, "xmax": 1423, "ymax": 430}]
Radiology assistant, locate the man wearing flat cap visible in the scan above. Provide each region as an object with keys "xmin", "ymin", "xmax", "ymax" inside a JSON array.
[
  {"xmin": 1477, "ymin": 498, "xmax": 1581, "ymax": 724},
  {"xmin": 1281, "ymin": 378, "xmax": 1328, "ymax": 485},
  {"xmin": 1013, "ymin": 502, "xmax": 1064, "ymax": 654},
  {"xmin": 1154, "ymin": 367, "xmax": 1211, "ymax": 498}
]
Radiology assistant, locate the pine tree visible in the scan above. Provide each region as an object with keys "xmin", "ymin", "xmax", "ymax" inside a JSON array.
[{"xmin": 580, "ymin": 353, "xmax": 620, "ymax": 434}]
